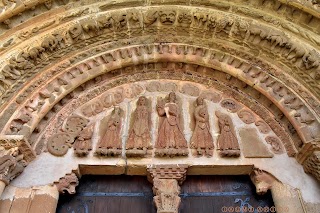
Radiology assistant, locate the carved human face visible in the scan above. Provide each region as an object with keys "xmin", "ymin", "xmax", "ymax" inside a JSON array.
[
  {"xmin": 159, "ymin": 11, "xmax": 176, "ymax": 25},
  {"xmin": 168, "ymin": 92, "xmax": 176, "ymax": 102},
  {"xmin": 138, "ymin": 97, "xmax": 146, "ymax": 106},
  {"xmin": 197, "ymin": 97, "xmax": 204, "ymax": 105}
]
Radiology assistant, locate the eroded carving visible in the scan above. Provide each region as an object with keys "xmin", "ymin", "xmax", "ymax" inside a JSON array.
[
  {"xmin": 95, "ymin": 107, "xmax": 123, "ymax": 156},
  {"xmin": 250, "ymin": 168, "xmax": 276, "ymax": 195},
  {"xmin": 73, "ymin": 123, "xmax": 94, "ymax": 157},
  {"xmin": 54, "ymin": 173, "xmax": 79, "ymax": 194},
  {"xmin": 255, "ymin": 120, "xmax": 271, "ymax": 134},
  {"xmin": 237, "ymin": 109, "xmax": 255, "ymax": 124},
  {"xmin": 0, "ymin": 147, "xmax": 27, "ymax": 185},
  {"xmin": 155, "ymin": 92, "xmax": 188, "ymax": 157},
  {"xmin": 190, "ymin": 97, "xmax": 214, "ymax": 157},
  {"xmin": 47, "ymin": 133, "xmax": 74, "ymax": 156},
  {"xmin": 220, "ymin": 98, "xmax": 241, "ymax": 113},
  {"xmin": 265, "ymin": 136, "xmax": 284, "ymax": 154},
  {"xmin": 126, "ymin": 96, "xmax": 152, "ymax": 157},
  {"xmin": 216, "ymin": 111, "xmax": 240, "ymax": 157}
]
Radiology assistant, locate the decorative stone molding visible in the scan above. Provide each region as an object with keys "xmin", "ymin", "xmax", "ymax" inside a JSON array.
[
  {"xmin": 54, "ymin": 173, "xmax": 79, "ymax": 194},
  {"xmin": 297, "ymin": 141, "xmax": 320, "ymax": 182},
  {"xmin": 147, "ymin": 165, "xmax": 188, "ymax": 213}
]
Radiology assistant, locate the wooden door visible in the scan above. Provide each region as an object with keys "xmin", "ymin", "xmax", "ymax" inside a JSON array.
[
  {"xmin": 56, "ymin": 175, "xmax": 156, "ymax": 213},
  {"xmin": 179, "ymin": 175, "xmax": 276, "ymax": 213},
  {"xmin": 57, "ymin": 175, "xmax": 275, "ymax": 213}
]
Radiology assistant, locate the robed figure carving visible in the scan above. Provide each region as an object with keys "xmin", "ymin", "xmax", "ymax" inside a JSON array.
[
  {"xmin": 73, "ymin": 123, "xmax": 94, "ymax": 157},
  {"xmin": 95, "ymin": 106, "xmax": 123, "ymax": 156},
  {"xmin": 216, "ymin": 111, "xmax": 240, "ymax": 157},
  {"xmin": 190, "ymin": 97, "xmax": 214, "ymax": 157},
  {"xmin": 126, "ymin": 96, "xmax": 152, "ymax": 157},
  {"xmin": 155, "ymin": 92, "xmax": 188, "ymax": 157}
]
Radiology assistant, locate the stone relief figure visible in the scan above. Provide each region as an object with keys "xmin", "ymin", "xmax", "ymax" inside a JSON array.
[
  {"xmin": 0, "ymin": 147, "xmax": 27, "ymax": 185},
  {"xmin": 126, "ymin": 96, "xmax": 152, "ymax": 157},
  {"xmin": 73, "ymin": 123, "xmax": 94, "ymax": 157},
  {"xmin": 155, "ymin": 92, "xmax": 188, "ymax": 157},
  {"xmin": 215, "ymin": 111, "xmax": 240, "ymax": 157},
  {"xmin": 190, "ymin": 97, "xmax": 214, "ymax": 157},
  {"xmin": 95, "ymin": 106, "xmax": 123, "ymax": 156}
]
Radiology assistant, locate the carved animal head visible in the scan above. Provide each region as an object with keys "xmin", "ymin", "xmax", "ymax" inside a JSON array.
[
  {"xmin": 68, "ymin": 24, "xmax": 83, "ymax": 39},
  {"xmin": 159, "ymin": 10, "xmax": 176, "ymax": 25},
  {"xmin": 250, "ymin": 169, "xmax": 275, "ymax": 195},
  {"xmin": 56, "ymin": 173, "xmax": 79, "ymax": 194}
]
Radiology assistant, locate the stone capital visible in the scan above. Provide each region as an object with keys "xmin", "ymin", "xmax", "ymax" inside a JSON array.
[{"xmin": 147, "ymin": 164, "xmax": 188, "ymax": 185}]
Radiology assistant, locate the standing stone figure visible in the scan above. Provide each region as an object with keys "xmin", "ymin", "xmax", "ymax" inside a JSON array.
[
  {"xmin": 216, "ymin": 111, "xmax": 240, "ymax": 157},
  {"xmin": 95, "ymin": 106, "xmax": 123, "ymax": 156},
  {"xmin": 73, "ymin": 123, "xmax": 94, "ymax": 157},
  {"xmin": 126, "ymin": 96, "xmax": 152, "ymax": 157},
  {"xmin": 155, "ymin": 92, "xmax": 188, "ymax": 157},
  {"xmin": 190, "ymin": 97, "xmax": 214, "ymax": 157}
]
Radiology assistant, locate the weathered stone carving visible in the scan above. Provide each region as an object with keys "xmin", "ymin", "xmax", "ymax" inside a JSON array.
[
  {"xmin": 237, "ymin": 109, "xmax": 255, "ymax": 124},
  {"xmin": 126, "ymin": 96, "xmax": 152, "ymax": 157},
  {"xmin": 255, "ymin": 120, "xmax": 271, "ymax": 134},
  {"xmin": 180, "ymin": 83, "xmax": 200, "ymax": 96},
  {"xmin": 200, "ymin": 91, "xmax": 221, "ymax": 103},
  {"xmin": 159, "ymin": 10, "xmax": 176, "ymax": 25},
  {"xmin": 153, "ymin": 179, "xmax": 181, "ymax": 213},
  {"xmin": 155, "ymin": 92, "xmax": 188, "ymax": 157},
  {"xmin": 73, "ymin": 123, "xmax": 94, "ymax": 157},
  {"xmin": 63, "ymin": 115, "xmax": 89, "ymax": 135},
  {"xmin": 216, "ymin": 111, "xmax": 240, "ymax": 157},
  {"xmin": 47, "ymin": 133, "xmax": 74, "ymax": 156},
  {"xmin": 265, "ymin": 136, "xmax": 284, "ymax": 154},
  {"xmin": 147, "ymin": 165, "xmax": 188, "ymax": 213},
  {"xmin": 190, "ymin": 97, "xmax": 214, "ymax": 157},
  {"xmin": 54, "ymin": 173, "xmax": 79, "ymax": 194},
  {"xmin": 0, "ymin": 147, "xmax": 27, "ymax": 185},
  {"xmin": 220, "ymin": 98, "xmax": 241, "ymax": 113},
  {"xmin": 250, "ymin": 168, "xmax": 276, "ymax": 195},
  {"xmin": 95, "ymin": 106, "xmax": 123, "ymax": 156}
]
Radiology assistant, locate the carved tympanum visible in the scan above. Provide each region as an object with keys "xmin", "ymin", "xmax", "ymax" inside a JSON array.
[
  {"xmin": 190, "ymin": 97, "xmax": 214, "ymax": 157},
  {"xmin": 95, "ymin": 106, "xmax": 123, "ymax": 156},
  {"xmin": 54, "ymin": 173, "xmax": 79, "ymax": 194},
  {"xmin": 155, "ymin": 92, "xmax": 188, "ymax": 157},
  {"xmin": 216, "ymin": 111, "xmax": 240, "ymax": 157},
  {"xmin": 73, "ymin": 123, "xmax": 94, "ymax": 157},
  {"xmin": 126, "ymin": 96, "xmax": 152, "ymax": 157},
  {"xmin": 0, "ymin": 148, "xmax": 27, "ymax": 185}
]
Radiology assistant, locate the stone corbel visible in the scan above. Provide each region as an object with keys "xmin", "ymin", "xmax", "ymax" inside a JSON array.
[
  {"xmin": 0, "ymin": 135, "xmax": 36, "ymax": 196},
  {"xmin": 297, "ymin": 141, "xmax": 320, "ymax": 182},
  {"xmin": 147, "ymin": 164, "xmax": 188, "ymax": 213},
  {"xmin": 54, "ymin": 173, "xmax": 79, "ymax": 195},
  {"xmin": 250, "ymin": 168, "xmax": 306, "ymax": 213}
]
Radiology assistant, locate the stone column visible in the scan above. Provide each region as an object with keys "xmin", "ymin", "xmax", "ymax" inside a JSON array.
[
  {"xmin": 147, "ymin": 164, "xmax": 188, "ymax": 213},
  {"xmin": 250, "ymin": 168, "xmax": 305, "ymax": 213}
]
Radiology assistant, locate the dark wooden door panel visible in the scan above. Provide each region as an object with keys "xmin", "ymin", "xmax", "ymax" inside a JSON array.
[
  {"xmin": 179, "ymin": 175, "xmax": 275, "ymax": 213},
  {"xmin": 56, "ymin": 175, "xmax": 156, "ymax": 213}
]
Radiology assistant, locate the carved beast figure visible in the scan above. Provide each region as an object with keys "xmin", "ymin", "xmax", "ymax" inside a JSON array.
[
  {"xmin": 250, "ymin": 168, "xmax": 275, "ymax": 195},
  {"xmin": 55, "ymin": 173, "xmax": 79, "ymax": 194}
]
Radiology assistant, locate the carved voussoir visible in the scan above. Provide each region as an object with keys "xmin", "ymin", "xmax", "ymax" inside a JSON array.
[{"xmin": 54, "ymin": 173, "xmax": 79, "ymax": 194}]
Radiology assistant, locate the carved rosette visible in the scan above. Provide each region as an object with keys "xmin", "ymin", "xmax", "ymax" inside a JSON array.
[
  {"xmin": 147, "ymin": 165, "xmax": 188, "ymax": 213},
  {"xmin": 54, "ymin": 173, "xmax": 79, "ymax": 194}
]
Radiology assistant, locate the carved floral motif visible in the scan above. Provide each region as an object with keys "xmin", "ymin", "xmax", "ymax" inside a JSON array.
[
  {"xmin": 265, "ymin": 136, "xmax": 284, "ymax": 154},
  {"xmin": 237, "ymin": 109, "xmax": 255, "ymax": 124}
]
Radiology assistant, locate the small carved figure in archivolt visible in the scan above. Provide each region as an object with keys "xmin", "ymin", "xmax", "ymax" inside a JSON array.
[
  {"xmin": 190, "ymin": 97, "xmax": 214, "ymax": 157},
  {"xmin": 155, "ymin": 92, "xmax": 188, "ymax": 157},
  {"xmin": 216, "ymin": 111, "xmax": 240, "ymax": 157},
  {"xmin": 95, "ymin": 107, "xmax": 123, "ymax": 156},
  {"xmin": 73, "ymin": 123, "xmax": 94, "ymax": 157},
  {"xmin": 126, "ymin": 96, "xmax": 152, "ymax": 157}
]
